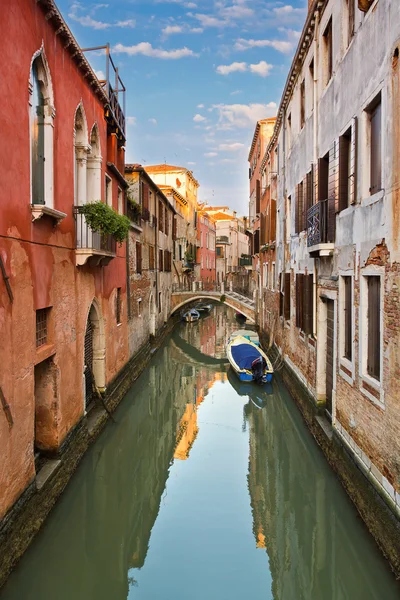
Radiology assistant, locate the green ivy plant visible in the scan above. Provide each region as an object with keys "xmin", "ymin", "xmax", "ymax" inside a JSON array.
[{"xmin": 80, "ymin": 201, "xmax": 130, "ymax": 245}]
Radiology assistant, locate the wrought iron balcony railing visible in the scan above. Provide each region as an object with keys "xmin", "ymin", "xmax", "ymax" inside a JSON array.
[
  {"xmin": 239, "ymin": 255, "xmax": 252, "ymax": 266},
  {"xmin": 307, "ymin": 199, "xmax": 334, "ymax": 248},
  {"xmin": 74, "ymin": 207, "xmax": 116, "ymax": 266}
]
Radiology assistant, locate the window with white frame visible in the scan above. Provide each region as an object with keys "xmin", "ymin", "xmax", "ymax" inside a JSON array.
[
  {"xmin": 339, "ymin": 275, "xmax": 353, "ymax": 377},
  {"xmin": 105, "ymin": 174, "xmax": 112, "ymax": 207},
  {"xmin": 360, "ymin": 269, "xmax": 383, "ymax": 392},
  {"xmin": 30, "ymin": 52, "xmax": 55, "ymax": 208},
  {"xmin": 272, "ymin": 263, "xmax": 276, "ymax": 290},
  {"xmin": 118, "ymin": 187, "xmax": 123, "ymax": 215},
  {"xmin": 87, "ymin": 124, "xmax": 101, "ymax": 203}
]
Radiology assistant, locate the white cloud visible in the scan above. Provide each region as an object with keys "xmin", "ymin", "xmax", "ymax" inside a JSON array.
[
  {"xmin": 249, "ymin": 61, "xmax": 273, "ymax": 77},
  {"xmin": 235, "ymin": 38, "xmax": 294, "ymax": 54},
  {"xmin": 216, "ymin": 62, "xmax": 247, "ymax": 75},
  {"xmin": 194, "ymin": 13, "xmax": 228, "ymax": 27},
  {"xmin": 127, "ymin": 116, "xmax": 137, "ymax": 126},
  {"xmin": 94, "ymin": 69, "xmax": 105, "ymax": 80},
  {"xmin": 190, "ymin": 27, "xmax": 204, "ymax": 33},
  {"xmin": 217, "ymin": 142, "xmax": 244, "ymax": 151},
  {"xmin": 187, "ymin": 161, "xmax": 196, "ymax": 165},
  {"xmin": 216, "ymin": 61, "xmax": 272, "ymax": 77},
  {"xmin": 220, "ymin": 4, "xmax": 254, "ymax": 19},
  {"xmin": 162, "ymin": 24, "xmax": 183, "ymax": 35},
  {"xmin": 149, "ymin": 118, "xmax": 158, "ymax": 125},
  {"xmin": 68, "ymin": 13, "xmax": 110, "ymax": 29},
  {"xmin": 193, "ymin": 113, "xmax": 206, "ymax": 122},
  {"xmin": 230, "ymin": 89, "xmax": 242, "ymax": 95},
  {"xmin": 212, "ymin": 102, "xmax": 277, "ymax": 129},
  {"xmin": 115, "ymin": 19, "xmax": 135, "ymax": 28},
  {"xmin": 273, "ymin": 5, "xmax": 305, "ymax": 16},
  {"xmin": 113, "ymin": 42, "xmax": 197, "ymax": 59},
  {"xmin": 197, "ymin": 104, "xmax": 205, "ymax": 108},
  {"xmin": 205, "ymin": 152, "xmax": 218, "ymax": 157},
  {"xmin": 68, "ymin": 6, "xmax": 135, "ymax": 29}
]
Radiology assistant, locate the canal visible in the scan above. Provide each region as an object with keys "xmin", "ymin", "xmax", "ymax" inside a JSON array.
[{"xmin": 2, "ymin": 305, "xmax": 399, "ymax": 599}]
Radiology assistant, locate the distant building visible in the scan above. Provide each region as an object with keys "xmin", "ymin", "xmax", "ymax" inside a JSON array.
[
  {"xmin": 197, "ymin": 209, "xmax": 216, "ymax": 288},
  {"xmin": 125, "ymin": 165, "xmax": 176, "ymax": 352},
  {"xmin": 145, "ymin": 165, "xmax": 199, "ymax": 286}
]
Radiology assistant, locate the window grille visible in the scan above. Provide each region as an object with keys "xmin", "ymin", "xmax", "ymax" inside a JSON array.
[
  {"xmin": 116, "ymin": 288, "xmax": 122, "ymax": 324},
  {"xmin": 36, "ymin": 308, "xmax": 48, "ymax": 347}
]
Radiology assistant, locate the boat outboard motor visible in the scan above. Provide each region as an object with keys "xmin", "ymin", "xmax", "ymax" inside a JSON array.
[{"xmin": 251, "ymin": 356, "xmax": 266, "ymax": 384}]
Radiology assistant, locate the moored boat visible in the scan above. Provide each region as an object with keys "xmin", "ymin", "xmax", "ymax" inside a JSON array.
[
  {"xmin": 228, "ymin": 329, "xmax": 260, "ymax": 346},
  {"xmin": 195, "ymin": 303, "xmax": 213, "ymax": 314},
  {"xmin": 226, "ymin": 335, "xmax": 273, "ymax": 384},
  {"xmin": 182, "ymin": 308, "xmax": 200, "ymax": 323}
]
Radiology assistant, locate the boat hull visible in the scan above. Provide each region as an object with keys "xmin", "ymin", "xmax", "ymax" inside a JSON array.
[{"xmin": 226, "ymin": 335, "xmax": 273, "ymax": 385}]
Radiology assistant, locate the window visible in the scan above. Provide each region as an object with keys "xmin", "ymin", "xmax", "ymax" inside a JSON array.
[
  {"xmin": 149, "ymin": 245, "xmax": 155, "ymax": 270},
  {"xmin": 296, "ymin": 274, "xmax": 313, "ymax": 334},
  {"xmin": 339, "ymin": 128, "xmax": 352, "ymax": 209},
  {"xmin": 137, "ymin": 298, "xmax": 142, "ymax": 317},
  {"xmin": 300, "ymin": 79, "xmax": 305, "ymax": 129},
  {"xmin": 256, "ymin": 180, "xmax": 261, "ymax": 214},
  {"xmin": 323, "ymin": 18, "xmax": 333, "ymax": 85},
  {"xmin": 345, "ymin": 0, "xmax": 355, "ymax": 47},
  {"xmin": 343, "ymin": 276, "xmax": 352, "ymax": 360},
  {"xmin": 158, "ymin": 200, "xmax": 164, "ymax": 232},
  {"xmin": 217, "ymin": 246, "xmax": 223, "ymax": 258},
  {"xmin": 318, "ymin": 152, "xmax": 329, "ymax": 200},
  {"xmin": 272, "ymin": 263, "xmax": 276, "ymax": 290},
  {"xmin": 105, "ymin": 174, "xmax": 112, "ymax": 206},
  {"xmin": 367, "ymin": 276, "xmax": 381, "ymax": 380},
  {"xmin": 286, "ymin": 196, "xmax": 291, "ymax": 240},
  {"xmin": 136, "ymin": 242, "xmax": 142, "ymax": 274},
  {"xmin": 164, "ymin": 250, "xmax": 171, "ymax": 272},
  {"xmin": 36, "ymin": 308, "xmax": 49, "ymax": 347},
  {"xmin": 295, "ymin": 180, "xmax": 304, "ymax": 233},
  {"xmin": 367, "ymin": 95, "xmax": 382, "ymax": 195},
  {"xmin": 115, "ymin": 288, "xmax": 121, "ymax": 324},
  {"xmin": 284, "ymin": 273, "xmax": 291, "ymax": 321},
  {"xmin": 309, "ymin": 59, "xmax": 314, "ymax": 111},
  {"xmin": 118, "ymin": 187, "xmax": 123, "ymax": 215},
  {"xmin": 159, "ymin": 248, "xmax": 163, "ymax": 272},
  {"xmin": 165, "ymin": 209, "xmax": 169, "ymax": 236},
  {"xmin": 87, "ymin": 124, "xmax": 101, "ymax": 204},
  {"xmin": 287, "ymin": 113, "xmax": 292, "ymax": 149},
  {"xmin": 30, "ymin": 53, "xmax": 54, "ymax": 208},
  {"xmin": 159, "ymin": 292, "xmax": 162, "ymax": 313}
]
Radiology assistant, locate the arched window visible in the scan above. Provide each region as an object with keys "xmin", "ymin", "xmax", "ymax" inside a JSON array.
[
  {"xmin": 87, "ymin": 123, "xmax": 102, "ymax": 203},
  {"xmin": 74, "ymin": 103, "xmax": 89, "ymax": 206},
  {"xmin": 29, "ymin": 51, "xmax": 54, "ymax": 208}
]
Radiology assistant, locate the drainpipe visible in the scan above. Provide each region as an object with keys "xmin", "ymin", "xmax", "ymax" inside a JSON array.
[{"xmin": 313, "ymin": 8, "xmax": 320, "ymax": 337}]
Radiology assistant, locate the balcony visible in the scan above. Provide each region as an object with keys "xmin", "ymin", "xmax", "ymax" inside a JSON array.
[
  {"xmin": 307, "ymin": 199, "xmax": 335, "ymax": 257},
  {"xmin": 239, "ymin": 255, "xmax": 252, "ymax": 267},
  {"xmin": 216, "ymin": 235, "xmax": 229, "ymax": 245},
  {"xmin": 74, "ymin": 208, "xmax": 116, "ymax": 267}
]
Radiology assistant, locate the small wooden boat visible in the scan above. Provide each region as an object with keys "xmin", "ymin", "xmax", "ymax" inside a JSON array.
[
  {"xmin": 195, "ymin": 303, "xmax": 213, "ymax": 314},
  {"xmin": 227, "ymin": 335, "xmax": 273, "ymax": 384},
  {"xmin": 183, "ymin": 308, "xmax": 200, "ymax": 323},
  {"xmin": 228, "ymin": 329, "xmax": 260, "ymax": 346},
  {"xmin": 235, "ymin": 312, "xmax": 247, "ymax": 322}
]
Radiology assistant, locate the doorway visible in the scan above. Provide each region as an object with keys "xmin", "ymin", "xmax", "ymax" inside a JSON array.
[{"xmin": 325, "ymin": 299, "xmax": 334, "ymax": 418}]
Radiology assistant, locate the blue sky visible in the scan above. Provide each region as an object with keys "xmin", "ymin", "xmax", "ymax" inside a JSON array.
[{"xmin": 58, "ymin": 0, "xmax": 307, "ymax": 213}]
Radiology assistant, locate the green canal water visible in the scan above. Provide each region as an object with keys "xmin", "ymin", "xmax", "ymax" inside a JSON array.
[{"xmin": 2, "ymin": 305, "xmax": 399, "ymax": 599}]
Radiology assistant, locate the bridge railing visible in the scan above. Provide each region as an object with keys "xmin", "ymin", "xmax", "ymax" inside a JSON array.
[{"xmin": 172, "ymin": 282, "xmax": 254, "ymax": 298}]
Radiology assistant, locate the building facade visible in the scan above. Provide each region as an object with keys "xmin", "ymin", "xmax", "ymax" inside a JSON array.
[
  {"xmin": 257, "ymin": 0, "xmax": 400, "ymax": 541},
  {"xmin": 125, "ymin": 166, "xmax": 176, "ymax": 353},
  {"xmin": 145, "ymin": 165, "xmax": 199, "ymax": 287},
  {"xmin": 197, "ymin": 209, "xmax": 216, "ymax": 288},
  {"xmin": 0, "ymin": 0, "xmax": 128, "ymax": 521}
]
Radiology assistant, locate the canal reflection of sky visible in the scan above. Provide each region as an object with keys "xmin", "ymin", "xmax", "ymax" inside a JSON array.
[{"xmin": 1, "ymin": 306, "xmax": 399, "ymax": 600}]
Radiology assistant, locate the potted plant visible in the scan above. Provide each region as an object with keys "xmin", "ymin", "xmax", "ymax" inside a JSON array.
[
  {"xmin": 79, "ymin": 201, "xmax": 130, "ymax": 245},
  {"xmin": 126, "ymin": 190, "xmax": 141, "ymax": 220}
]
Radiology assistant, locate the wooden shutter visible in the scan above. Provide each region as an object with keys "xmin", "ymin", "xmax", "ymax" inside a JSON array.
[
  {"xmin": 338, "ymin": 133, "xmax": 350, "ymax": 211},
  {"xmin": 256, "ymin": 180, "xmax": 261, "ymax": 214},
  {"xmin": 301, "ymin": 178, "xmax": 307, "ymax": 231},
  {"xmin": 304, "ymin": 274, "xmax": 313, "ymax": 335},
  {"xmin": 136, "ymin": 242, "xmax": 142, "ymax": 274},
  {"xmin": 159, "ymin": 248, "xmax": 163, "ymax": 272},
  {"xmin": 142, "ymin": 183, "xmax": 149, "ymax": 211},
  {"xmin": 367, "ymin": 276, "xmax": 380, "ymax": 380},
  {"xmin": 284, "ymin": 272, "xmax": 291, "ymax": 321},
  {"xmin": 295, "ymin": 184, "xmax": 299, "ymax": 234},
  {"xmin": 149, "ymin": 245, "xmax": 154, "ymax": 270},
  {"xmin": 327, "ymin": 141, "xmax": 338, "ymax": 242},
  {"xmin": 344, "ymin": 276, "xmax": 352, "ymax": 360},
  {"xmin": 254, "ymin": 229, "xmax": 260, "ymax": 254},
  {"xmin": 279, "ymin": 273, "xmax": 284, "ymax": 316},
  {"xmin": 158, "ymin": 200, "xmax": 163, "ymax": 232},
  {"xmin": 172, "ymin": 216, "xmax": 177, "ymax": 241},
  {"xmin": 260, "ymin": 213, "xmax": 266, "ymax": 246},
  {"xmin": 349, "ymin": 117, "xmax": 358, "ymax": 204},
  {"xmin": 318, "ymin": 156, "xmax": 328, "ymax": 202},
  {"xmin": 313, "ymin": 161, "xmax": 318, "ymax": 205},
  {"xmin": 165, "ymin": 208, "xmax": 169, "ymax": 236},
  {"xmin": 270, "ymin": 199, "xmax": 276, "ymax": 242},
  {"xmin": 296, "ymin": 274, "xmax": 304, "ymax": 329},
  {"xmin": 370, "ymin": 102, "xmax": 382, "ymax": 194}
]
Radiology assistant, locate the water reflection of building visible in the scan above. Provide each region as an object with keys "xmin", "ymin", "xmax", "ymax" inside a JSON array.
[{"xmin": 245, "ymin": 384, "xmax": 394, "ymax": 600}]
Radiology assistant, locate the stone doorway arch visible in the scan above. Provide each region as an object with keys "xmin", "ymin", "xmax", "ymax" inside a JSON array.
[{"xmin": 83, "ymin": 299, "xmax": 106, "ymax": 411}]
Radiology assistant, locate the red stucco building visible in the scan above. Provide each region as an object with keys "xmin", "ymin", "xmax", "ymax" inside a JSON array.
[
  {"xmin": 0, "ymin": 0, "xmax": 128, "ymax": 521},
  {"xmin": 197, "ymin": 210, "xmax": 216, "ymax": 288}
]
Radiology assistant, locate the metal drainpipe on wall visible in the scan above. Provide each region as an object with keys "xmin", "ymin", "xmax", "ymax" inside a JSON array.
[{"xmin": 313, "ymin": 9, "xmax": 320, "ymax": 338}]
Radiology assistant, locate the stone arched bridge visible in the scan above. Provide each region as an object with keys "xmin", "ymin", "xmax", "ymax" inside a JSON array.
[{"xmin": 171, "ymin": 289, "xmax": 255, "ymax": 323}]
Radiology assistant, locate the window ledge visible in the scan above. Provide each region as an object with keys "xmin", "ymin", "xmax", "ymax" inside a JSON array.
[
  {"xmin": 31, "ymin": 204, "xmax": 67, "ymax": 225},
  {"xmin": 35, "ymin": 344, "xmax": 56, "ymax": 365},
  {"xmin": 130, "ymin": 221, "xmax": 143, "ymax": 233},
  {"xmin": 339, "ymin": 358, "xmax": 354, "ymax": 385},
  {"xmin": 362, "ymin": 189, "xmax": 384, "ymax": 208},
  {"xmin": 360, "ymin": 373, "xmax": 384, "ymax": 409}
]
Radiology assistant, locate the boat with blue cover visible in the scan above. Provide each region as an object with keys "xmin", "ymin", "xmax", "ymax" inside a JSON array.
[
  {"xmin": 182, "ymin": 308, "xmax": 200, "ymax": 323},
  {"xmin": 228, "ymin": 329, "xmax": 260, "ymax": 346},
  {"xmin": 226, "ymin": 335, "xmax": 273, "ymax": 384}
]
